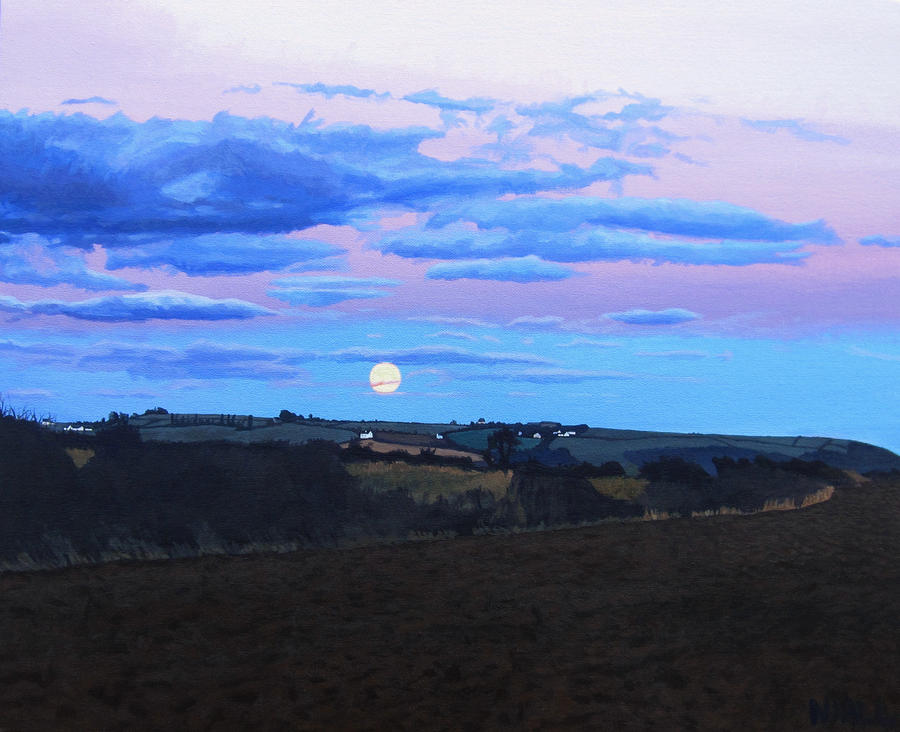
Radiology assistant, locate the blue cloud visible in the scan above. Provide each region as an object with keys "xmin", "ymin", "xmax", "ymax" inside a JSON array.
[
  {"xmin": 267, "ymin": 288, "xmax": 391, "ymax": 307},
  {"xmin": 604, "ymin": 308, "xmax": 700, "ymax": 325},
  {"xmin": 556, "ymin": 338, "xmax": 621, "ymax": 348},
  {"xmin": 426, "ymin": 256, "xmax": 574, "ymax": 282},
  {"xmin": 376, "ymin": 224, "xmax": 816, "ymax": 266},
  {"xmin": 516, "ymin": 94, "xmax": 601, "ymax": 119},
  {"xmin": 603, "ymin": 98, "xmax": 672, "ymax": 122},
  {"xmin": 269, "ymin": 276, "xmax": 402, "ymax": 288},
  {"xmin": 487, "ymin": 115, "xmax": 516, "ymax": 141},
  {"xmin": 427, "ymin": 196, "xmax": 836, "ymax": 243},
  {"xmin": 740, "ymin": 118, "xmax": 849, "ymax": 145},
  {"xmin": 223, "ymin": 84, "xmax": 262, "ymax": 95},
  {"xmin": 674, "ymin": 152, "xmax": 707, "ymax": 167},
  {"xmin": 402, "ymin": 89, "xmax": 496, "ymax": 113},
  {"xmin": 518, "ymin": 95, "xmax": 623, "ymax": 151},
  {"xmin": 267, "ymin": 288, "xmax": 393, "ymax": 307},
  {"xmin": 0, "ymin": 338, "xmax": 553, "ymax": 380},
  {"xmin": 860, "ymin": 235, "xmax": 900, "ymax": 247},
  {"xmin": 276, "ymin": 82, "xmax": 389, "ymax": 100},
  {"xmin": 635, "ymin": 349, "xmax": 723, "ymax": 359},
  {"xmin": 0, "ymin": 291, "xmax": 277, "ymax": 321},
  {"xmin": 409, "ymin": 315, "xmax": 499, "ymax": 328},
  {"xmin": 628, "ymin": 142, "xmax": 670, "ymax": 158},
  {"xmin": 105, "ymin": 234, "xmax": 345, "ymax": 275},
  {"xmin": 61, "ymin": 96, "xmax": 117, "ymax": 106},
  {"xmin": 528, "ymin": 117, "xmax": 623, "ymax": 151},
  {"xmin": 469, "ymin": 367, "xmax": 636, "ymax": 383},
  {"xmin": 507, "ymin": 315, "xmax": 566, "ymax": 328},
  {"xmin": 326, "ymin": 346, "xmax": 552, "ymax": 365},
  {"xmin": 267, "ymin": 275, "xmax": 400, "ymax": 306},
  {"xmin": 0, "ymin": 234, "xmax": 146, "ymax": 290},
  {"xmin": 425, "ymin": 331, "xmax": 479, "ymax": 342},
  {"xmin": 516, "ymin": 93, "xmax": 674, "ymax": 153},
  {"xmin": 0, "ymin": 338, "xmax": 314, "ymax": 380}
]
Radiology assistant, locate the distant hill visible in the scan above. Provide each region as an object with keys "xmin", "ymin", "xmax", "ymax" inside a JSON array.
[
  {"xmin": 129, "ymin": 414, "xmax": 900, "ymax": 476},
  {"xmin": 549, "ymin": 428, "xmax": 900, "ymax": 475}
]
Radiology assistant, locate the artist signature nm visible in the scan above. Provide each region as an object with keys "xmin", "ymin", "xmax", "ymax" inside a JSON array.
[{"xmin": 809, "ymin": 693, "xmax": 897, "ymax": 728}]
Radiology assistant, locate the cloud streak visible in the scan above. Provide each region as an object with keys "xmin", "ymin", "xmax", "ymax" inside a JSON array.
[
  {"xmin": 426, "ymin": 256, "xmax": 574, "ymax": 282},
  {"xmin": 0, "ymin": 292, "xmax": 277, "ymax": 322},
  {"xmin": 276, "ymin": 82, "xmax": 389, "ymax": 100},
  {"xmin": 741, "ymin": 118, "xmax": 849, "ymax": 145},
  {"xmin": 860, "ymin": 235, "xmax": 900, "ymax": 247},
  {"xmin": 427, "ymin": 196, "xmax": 836, "ymax": 243},
  {"xmin": 0, "ymin": 235, "xmax": 146, "ymax": 291},
  {"xmin": 402, "ymin": 89, "xmax": 496, "ymax": 113},
  {"xmin": 604, "ymin": 308, "xmax": 700, "ymax": 325},
  {"xmin": 469, "ymin": 367, "xmax": 637, "ymax": 383},
  {"xmin": 267, "ymin": 275, "xmax": 401, "ymax": 307},
  {"xmin": 376, "ymin": 225, "xmax": 818, "ymax": 266},
  {"xmin": 61, "ymin": 96, "xmax": 117, "ymax": 106},
  {"xmin": 105, "ymin": 234, "xmax": 345, "ymax": 276}
]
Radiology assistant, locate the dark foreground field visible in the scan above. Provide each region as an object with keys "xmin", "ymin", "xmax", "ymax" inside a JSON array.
[{"xmin": 1, "ymin": 476, "xmax": 898, "ymax": 731}]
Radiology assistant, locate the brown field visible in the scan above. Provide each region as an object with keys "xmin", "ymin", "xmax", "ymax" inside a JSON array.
[
  {"xmin": 0, "ymin": 477, "xmax": 897, "ymax": 730},
  {"xmin": 342, "ymin": 438, "xmax": 485, "ymax": 464}
]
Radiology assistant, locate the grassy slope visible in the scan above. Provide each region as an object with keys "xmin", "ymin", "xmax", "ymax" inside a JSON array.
[
  {"xmin": 347, "ymin": 462, "xmax": 510, "ymax": 503},
  {"xmin": 140, "ymin": 423, "xmax": 356, "ymax": 445},
  {"xmin": 0, "ymin": 476, "xmax": 897, "ymax": 730}
]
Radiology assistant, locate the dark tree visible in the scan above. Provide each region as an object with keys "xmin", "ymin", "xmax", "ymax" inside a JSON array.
[
  {"xmin": 639, "ymin": 456, "xmax": 711, "ymax": 486},
  {"xmin": 484, "ymin": 428, "xmax": 521, "ymax": 470}
]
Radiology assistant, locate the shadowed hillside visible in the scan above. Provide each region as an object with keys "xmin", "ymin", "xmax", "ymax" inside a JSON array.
[
  {"xmin": 0, "ymin": 473, "xmax": 897, "ymax": 730},
  {"xmin": 0, "ymin": 416, "xmax": 870, "ymax": 573}
]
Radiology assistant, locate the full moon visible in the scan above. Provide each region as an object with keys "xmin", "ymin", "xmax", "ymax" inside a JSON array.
[{"xmin": 369, "ymin": 362, "xmax": 401, "ymax": 393}]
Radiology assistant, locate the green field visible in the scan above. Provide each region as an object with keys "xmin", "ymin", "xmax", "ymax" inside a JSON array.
[
  {"xmin": 140, "ymin": 422, "xmax": 356, "ymax": 445},
  {"xmin": 333, "ymin": 421, "xmax": 465, "ymax": 435},
  {"xmin": 447, "ymin": 429, "xmax": 541, "ymax": 453}
]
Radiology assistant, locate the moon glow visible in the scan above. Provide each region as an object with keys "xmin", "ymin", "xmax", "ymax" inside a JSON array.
[{"xmin": 369, "ymin": 362, "xmax": 401, "ymax": 393}]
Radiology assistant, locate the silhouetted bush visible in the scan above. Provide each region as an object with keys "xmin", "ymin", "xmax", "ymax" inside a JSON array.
[
  {"xmin": 572, "ymin": 460, "xmax": 627, "ymax": 478},
  {"xmin": 497, "ymin": 463, "xmax": 642, "ymax": 527},
  {"xmin": 639, "ymin": 457, "xmax": 712, "ymax": 487},
  {"xmin": 0, "ymin": 416, "xmax": 79, "ymax": 556}
]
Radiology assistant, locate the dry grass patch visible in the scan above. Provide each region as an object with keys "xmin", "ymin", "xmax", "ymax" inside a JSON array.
[
  {"xmin": 64, "ymin": 448, "xmax": 95, "ymax": 469},
  {"xmin": 347, "ymin": 462, "xmax": 510, "ymax": 503},
  {"xmin": 589, "ymin": 476, "xmax": 648, "ymax": 501}
]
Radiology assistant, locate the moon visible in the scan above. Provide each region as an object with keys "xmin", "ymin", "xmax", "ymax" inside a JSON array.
[{"xmin": 369, "ymin": 362, "xmax": 401, "ymax": 393}]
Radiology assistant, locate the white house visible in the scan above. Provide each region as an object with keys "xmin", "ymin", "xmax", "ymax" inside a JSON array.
[
  {"xmin": 532, "ymin": 432, "xmax": 541, "ymax": 439},
  {"xmin": 359, "ymin": 430, "xmax": 374, "ymax": 439},
  {"xmin": 435, "ymin": 433, "xmax": 444, "ymax": 440}
]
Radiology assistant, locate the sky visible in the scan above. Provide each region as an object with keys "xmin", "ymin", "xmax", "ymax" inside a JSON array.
[{"xmin": 0, "ymin": 0, "xmax": 898, "ymax": 451}]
